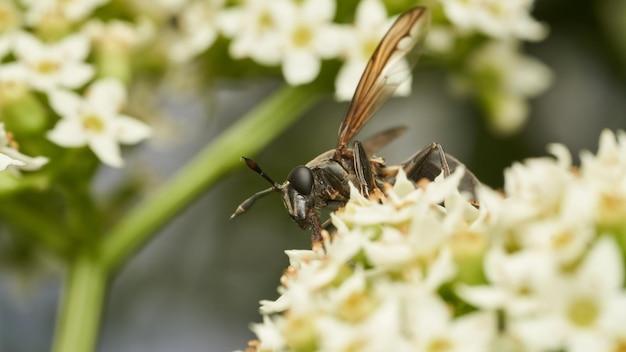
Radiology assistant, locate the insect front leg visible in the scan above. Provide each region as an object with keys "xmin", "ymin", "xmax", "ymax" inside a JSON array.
[
  {"xmin": 306, "ymin": 209, "xmax": 323, "ymax": 244},
  {"xmin": 353, "ymin": 140, "xmax": 377, "ymax": 196}
]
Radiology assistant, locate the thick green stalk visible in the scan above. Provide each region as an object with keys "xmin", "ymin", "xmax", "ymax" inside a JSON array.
[
  {"xmin": 52, "ymin": 254, "xmax": 107, "ymax": 352},
  {"xmin": 99, "ymin": 83, "xmax": 325, "ymax": 272}
]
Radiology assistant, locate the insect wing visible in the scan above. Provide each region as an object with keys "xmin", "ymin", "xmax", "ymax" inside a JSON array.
[
  {"xmin": 337, "ymin": 6, "xmax": 430, "ymax": 150},
  {"xmin": 361, "ymin": 126, "xmax": 407, "ymax": 155}
]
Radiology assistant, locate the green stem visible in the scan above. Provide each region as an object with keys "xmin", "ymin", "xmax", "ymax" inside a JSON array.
[
  {"xmin": 100, "ymin": 83, "xmax": 326, "ymax": 272},
  {"xmin": 52, "ymin": 254, "xmax": 107, "ymax": 352}
]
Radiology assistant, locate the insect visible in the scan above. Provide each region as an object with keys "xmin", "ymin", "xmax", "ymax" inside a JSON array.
[{"xmin": 231, "ymin": 6, "xmax": 479, "ymax": 243}]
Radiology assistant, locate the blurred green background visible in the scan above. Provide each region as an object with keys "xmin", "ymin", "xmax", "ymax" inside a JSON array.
[{"xmin": 1, "ymin": 0, "xmax": 626, "ymax": 351}]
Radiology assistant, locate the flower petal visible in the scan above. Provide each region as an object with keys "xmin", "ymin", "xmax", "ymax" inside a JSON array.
[
  {"xmin": 1, "ymin": 148, "xmax": 48, "ymax": 170},
  {"xmin": 89, "ymin": 134, "xmax": 123, "ymax": 167},
  {"xmin": 115, "ymin": 115, "xmax": 151, "ymax": 144},
  {"xmin": 282, "ymin": 50, "xmax": 320, "ymax": 85},
  {"xmin": 335, "ymin": 60, "xmax": 366, "ymax": 101},
  {"xmin": 49, "ymin": 89, "xmax": 82, "ymax": 119},
  {"xmin": 47, "ymin": 119, "xmax": 88, "ymax": 147},
  {"xmin": 58, "ymin": 34, "xmax": 91, "ymax": 61},
  {"xmin": 0, "ymin": 153, "xmax": 25, "ymax": 171},
  {"xmin": 579, "ymin": 236, "xmax": 624, "ymax": 291},
  {"xmin": 87, "ymin": 78, "xmax": 126, "ymax": 114},
  {"xmin": 58, "ymin": 63, "xmax": 94, "ymax": 89}
]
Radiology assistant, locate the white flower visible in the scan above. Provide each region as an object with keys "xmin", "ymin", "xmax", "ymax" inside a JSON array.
[
  {"xmin": 506, "ymin": 237, "xmax": 626, "ymax": 352},
  {"xmin": 47, "ymin": 78, "xmax": 151, "ymax": 167},
  {"xmin": 219, "ymin": 0, "xmax": 342, "ymax": 84},
  {"xmin": 0, "ymin": 123, "xmax": 48, "ymax": 172},
  {"xmin": 335, "ymin": 0, "xmax": 412, "ymax": 101},
  {"xmin": 83, "ymin": 18, "xmax": 152, "ymax": 51},
  {"xmin": 465, "ymin": 40, "xmax": 552, "ymax": 134},
  {"xmin": 245, "ymin": 129, "xmax": 626, "ymax": 352},
  {"xmin": 249, "ymin": 316, "xmax": 287, "ymax": 351},
  {"xmin": 441, "ymin": 0, "xmax": 547, "ymax": 41},
  {"xmin": 0, "ymin": 63, "xmax": 30, "ymax": 103},
  {"xmin": 167, "ymin": 0, "xmax": 225, "ymax": 63},
  {"xmin": 0, "ymin": 35, "xmax": 10, "ymax": 59},
  {"xmin": 217, "ymin": 0, "xmax": 284, "ymax": 66},
  {"xmin": 272, "ymin": 0, "xmax": 342, "ymax": 85},
  {"xmin": 13, "ymin": 32, "xmax": 94, "ymax": 93},
  {"xmin": 0, "ymin": 0, "xmax": 22, "ymax": 36},
  {"xmin": 580, "ymin": 130, "xmax": 626, "ymax": 226},
  {"xmin": 0, "ymin": 0, "xmax": 22, "ymax": 58},
  {"xmin": 424, "ymin": 25, "xmax": 455, "ymax": 54},
  {"xmin": 458, "ymin": 248, "xmax": 559, "ymax": 317},
  {"xmin": 21, "ymin": 0, "xmax": 109, "ymax": 25},
  {"xmin": 408, "ymin": 293, "xmax": 493, "ymax": 352}
]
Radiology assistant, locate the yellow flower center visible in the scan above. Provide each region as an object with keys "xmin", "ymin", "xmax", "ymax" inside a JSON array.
[
  {"xmin": 337, "ymin": 291, "xmax": 377, "ymax": 323},
  {"xmin": 0, "ymin": 3, "xmax": 20, "ymax": 33},
  {"xmin": 552, "ymin": 229, "xmax": 574, "ymax": 250},
  {"xmin": 36, "ymin": 60, "xmax": 61, "ymax": 74},
  {"xmin": 82, "ymin": 114, "xmax": 105, "ymax": 133},
  {"xmin": 257, "ymin": 10, "xmax": 274, "ymax": 30},
  {"xmin": 291, "ymin": 25, "xmax": 313, "ymax": 48},
  {"xmin": 361, "ymin": 37, "xmax": 380, "ymax": 60},
  {"xmin": 427, "ymin": 338, "xmax": 454, "ymax": 352},
  {"xmin": 567, "ymin": 296, "xmax": 599, "ymax": 328}
]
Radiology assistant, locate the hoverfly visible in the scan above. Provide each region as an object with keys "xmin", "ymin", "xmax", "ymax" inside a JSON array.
[{"xmin": 231, "ymin": 6, "xmax": 479, "ymax": 243}]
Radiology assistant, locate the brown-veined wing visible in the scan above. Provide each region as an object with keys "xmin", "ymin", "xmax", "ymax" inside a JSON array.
[{"xmin": 337, "ymin": 6, "xmax": 430, "ymax": 151}]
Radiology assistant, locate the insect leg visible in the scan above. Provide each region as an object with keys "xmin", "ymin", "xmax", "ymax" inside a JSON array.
[
  {"xmin": 307, "ymin": 209, "xmax": 323, "ymax": 243},
  {"xmin": 402, "ymin": 142, "xmax": 451, "ymax": 182},
  {"xmin": 402, "ymin": 143, "xmax": 480, "ymax": 200},
  {"xmin": 353, "ymin": 140, "xmax": 377, "ymax": 196}
]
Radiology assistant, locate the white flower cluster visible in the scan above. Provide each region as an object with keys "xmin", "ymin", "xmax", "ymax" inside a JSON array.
[
  {"xmin": 0, "ymin": 0, "xmax": 550, "ymax": 169},
  {"xmin": 0, "ymin": 0, "xmax": 151, "ymax": 168},
  {"xmin": 430, "ymin": 0, "xmax": 552, "ymax": 135},
  {"xmin": 159, "ymin": 0, "xmax": 549, "ymax": 121},
  {"xmin": 246, "ymin": 129, "xmax": 626, "ymax": 352}
]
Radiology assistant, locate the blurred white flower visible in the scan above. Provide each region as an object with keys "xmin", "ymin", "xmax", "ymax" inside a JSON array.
[
  {"xmin": 0, "ymin": 63, "xmax": 29, "ymax": 103},
  {"xmin": 335, "ymin": 0, "xmax": 411, "ymax": 101},
  {"xmin": 580, "ymin": 129, "xmax": 626, "ymax": 226},
  {"xmin": 0, "ymin": 123, "xmax": 48, "ymax": 172},
  {"xmin": 219, "ymin": 0, "xmax": 342, "ymax": 84},
  {"xmin": 408, "ymin": 293, "xmax": 493, "ymax": 352},
  {"xmin": 272, "ymin": 0, "xmax": 342, "ymax": 85},
  {"xmin": 544, "ymin": 236, "xmax": 626, "ymax": 352},
  {"xmin": 83, "ymin": 18, "xmax": 152, "ymax": 51},
  {"xmin": 465, "ymin": 40, "xmax": 552, "ymax": 134},
  {"xmin": 0, "ymin": 0, "xmax": 21, "ymax": 30},
  {"xmin": 424, "ymin": 25, "xmax": 455, "ymax": 54},
  {"xmin": 217, "ymin": 0, "xmax": 284, "ymax": 66},
  {"xmin": 47, "ymin": 78, "xmax": 151, "ymax": 168},
  {"xmin": 0, "ymin": 35, "xmax": 9, "ymax": 59},
  {"xmin": 21, "ymin": 0, "xmax": 109, "ymax": 25},
  {"xmin": 0, "ymin": 0, "xmax": 22, "ymax": 59},
  {"xmin": 440, "ymin": 0, "xmax": 547, "ymax": 41},
  {"xmin": 12, "ymin": 32, "xmax": 94, "ymax": 93},
  {"xmin": 167, "ymin": 0, "xmax": 225, "ymax": 63}
]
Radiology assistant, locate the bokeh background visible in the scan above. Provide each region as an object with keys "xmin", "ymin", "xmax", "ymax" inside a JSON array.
[{"xmin": 1, "ymin": 0, "xmax": 626, "ymax": 351}]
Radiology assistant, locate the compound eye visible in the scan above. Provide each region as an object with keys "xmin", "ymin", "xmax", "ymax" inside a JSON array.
[{"xmin": 288, "ymin": 166, "xmax": 314, "ymax": 195}]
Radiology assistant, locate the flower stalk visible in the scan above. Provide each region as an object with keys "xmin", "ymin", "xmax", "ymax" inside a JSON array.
[
  {"xmin": 100, "ymin": 82, "xmax": 326, "ymax": 272},
  {"xmin": 52, "ymin": 254, "xmax": 107, "ymax": 352}
]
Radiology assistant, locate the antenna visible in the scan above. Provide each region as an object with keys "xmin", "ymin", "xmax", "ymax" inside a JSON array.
[
  {"xmin": 242, "ymin": 157, "xmax": 280, "ymax": 189},
  {"xmin": 230, "ymin": 157, "xmax": 281, "ymax": 219}
]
